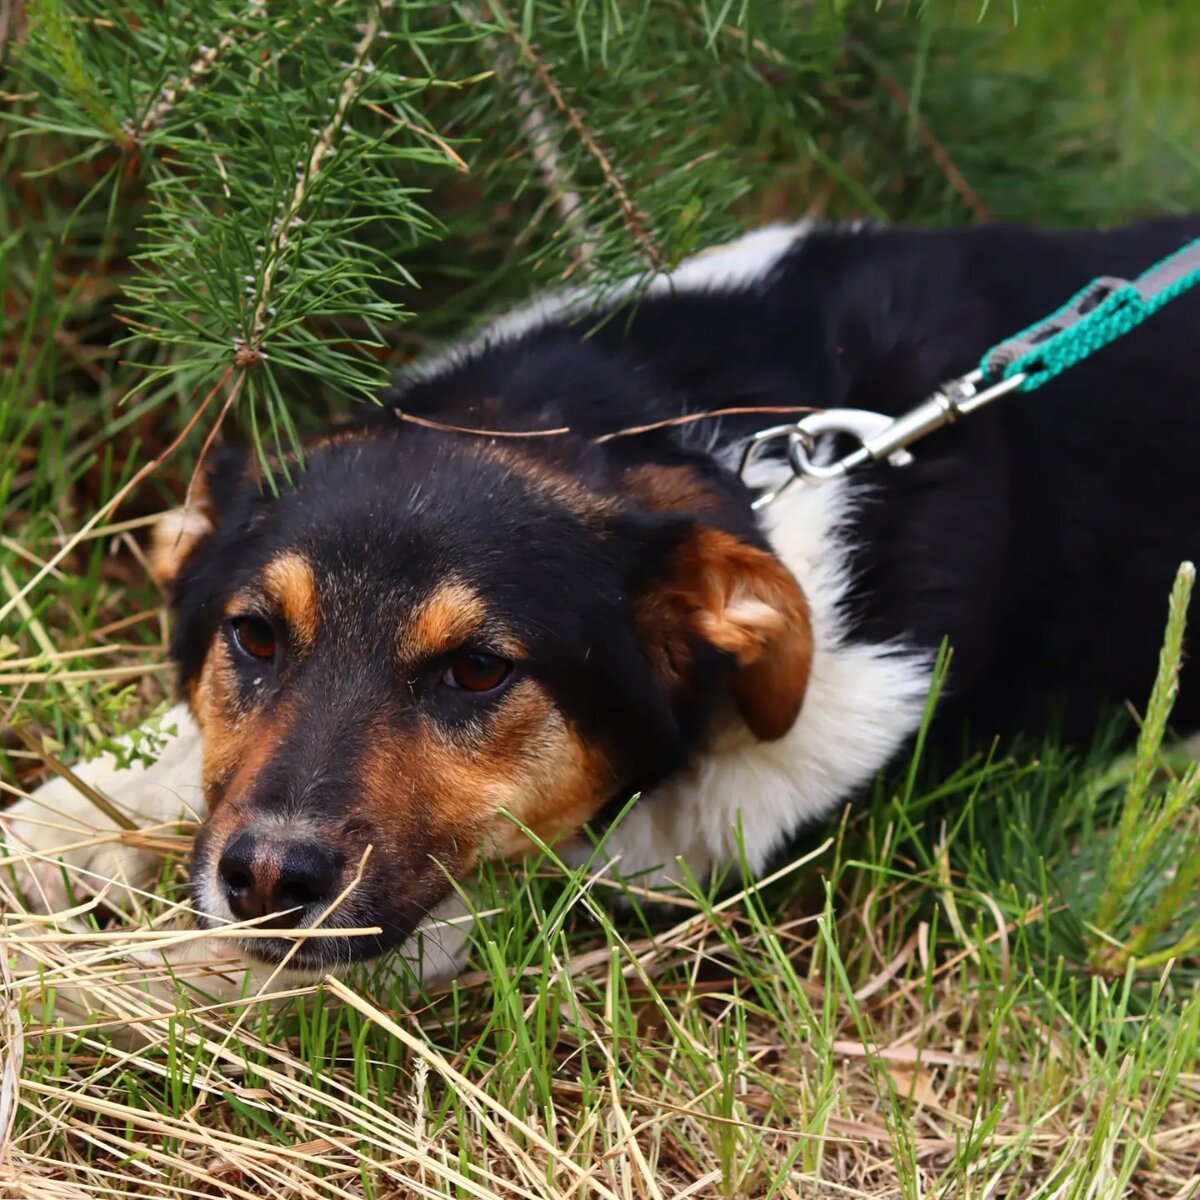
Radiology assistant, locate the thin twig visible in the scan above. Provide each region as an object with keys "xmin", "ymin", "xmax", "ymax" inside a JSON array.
[
  {"xmin": 594, "ymin": 404, "xmax": 819, "ymax": 443},
  {"xmin": 393, "ymin": 410, "xmax": 571, "ymax": 438},
  {"xmin": 872, "ymin": 63, "xmax": 991, "ymax": 223},
  {"xmin": 184, "ymin": 369, "xmax": 246, "ymax": 515},
  {"xmin": 9, "ymin": 727, "xmax": 138, "ymax": 832},
  {"xmin": 392, "ymin": 403, "xmax": 819, "ymax": 443}
]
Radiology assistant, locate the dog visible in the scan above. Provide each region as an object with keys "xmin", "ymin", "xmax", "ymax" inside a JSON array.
[{"xmin": 7, "ymin": 215, "xmax": 1200, "ymax": 982}]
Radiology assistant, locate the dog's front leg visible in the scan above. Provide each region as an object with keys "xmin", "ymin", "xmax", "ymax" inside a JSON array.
[{"xmin": 1, "ymin": 704, "xmax": 204, "ymax": 913}]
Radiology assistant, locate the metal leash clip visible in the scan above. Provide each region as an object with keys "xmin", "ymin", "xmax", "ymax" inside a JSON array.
[{"xmin": 741, "ymin": 368, "xmax": 1027, "ymax": 509}]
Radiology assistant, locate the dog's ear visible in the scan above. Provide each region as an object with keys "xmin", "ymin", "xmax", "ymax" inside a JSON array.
[
  {"xmin": 622, "ymin": 460, "xmax": 813, "ymax": 740},
  {"xmin": 149, "ymin": 447, "xmax": 250, "ymax": 591},
  {"xmin": 636, "ymin": 522, "xmax": 813, "ymax": 741}
]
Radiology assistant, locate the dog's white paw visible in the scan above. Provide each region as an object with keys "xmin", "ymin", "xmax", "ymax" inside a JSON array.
[{"xmin": 1, "ymin": 704, "xmax": 205, "ymax": 913}]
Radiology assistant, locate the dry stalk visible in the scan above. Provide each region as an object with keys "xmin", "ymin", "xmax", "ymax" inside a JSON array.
[
  {"xmin": 0, "ymin": 952, "xmax": 22, "ymax": 1165},
  {"xmin": 327, "ymin": 976, "xmax": 624, "ymax": 1200},
  {"xmin": 0, "ymin": 365, "xmax": 238, "ymax": 628},
  {"xmin": 1, "ymin": 829, "xmax": 1197, "ymax": 1198}
]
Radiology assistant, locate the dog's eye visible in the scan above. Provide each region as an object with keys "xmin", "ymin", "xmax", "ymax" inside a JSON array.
[
  {"xmin": 230, "ymin": 615, "xmax": 277, "ymax": 661},
  {"xmin": 443, "ymin": 650, "xmax": 512, "ymax": 693}
]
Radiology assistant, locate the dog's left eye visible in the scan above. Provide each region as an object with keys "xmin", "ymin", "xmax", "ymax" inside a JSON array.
[
  {"xmin": 230, "ymin": 615, "xmax": 277, "ymax": 661},
  {"xmin": 443, "ymin": 650, "xmax": 512, "ymax": 693}
]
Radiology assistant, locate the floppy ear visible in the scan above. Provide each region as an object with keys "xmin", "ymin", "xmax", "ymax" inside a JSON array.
[
  {"xmin": 637, "ymin": 523, "xmax": 814, "ymax": 741},
  {"xmin": 149, "ymin": 500, "xmax": 217, "ymax": 591},
  {"xmin": 148, "ymin": 447, "xmax": 248, "ymax": 591}
]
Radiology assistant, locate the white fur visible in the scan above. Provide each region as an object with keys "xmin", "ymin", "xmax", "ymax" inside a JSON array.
[
  {"xmin": 1, "ymin": 703, "xmax": 204, "ymax": 903},
  {"xmin": 657, "ymin": 221, "xmax": 814, "ymax": 292},
  {"xmin": 157, "ymin": 506, "xmax": 213, "ymax": 544},
  {"xmin": 405, "ymin": 221, "xmax": 812, "ymax": 385},
  {"xmin": 592, "ymin": 467, "xmax": 935, "ymax": 889}
]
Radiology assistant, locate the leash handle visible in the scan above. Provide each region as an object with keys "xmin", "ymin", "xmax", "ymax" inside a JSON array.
[{"xmin": 981, "ymin": 236, "xmax": 1200, "ymax": 390}]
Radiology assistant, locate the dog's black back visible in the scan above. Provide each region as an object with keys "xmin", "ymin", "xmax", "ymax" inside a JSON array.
[{"xmin": 392, "ymin": 217, "xmax": 1200, "ymax": 748}]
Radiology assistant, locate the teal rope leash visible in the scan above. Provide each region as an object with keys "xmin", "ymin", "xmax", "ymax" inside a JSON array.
[{"xmin": 980, "ymin": 236, "xmax": 1200, "ymax": 391}]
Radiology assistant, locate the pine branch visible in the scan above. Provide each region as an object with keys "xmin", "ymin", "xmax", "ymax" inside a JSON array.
[
  {"xmin": 241, "ymin": 2, "xmax": 389, "ymax": 361},
  {"xmin": 489, "ymin": 0, "xmax": 662, "ymax": 271},
  {"xmin": 14, "ymin": 0, "xmax": 476, "ymax": 447},
  {"xmin": 133, "ymin": 1, "xmax": 268, "ymax": 141},
  {"xmin": 8, "ymin": 0, "xmax": 1169, "ymax": 475}
]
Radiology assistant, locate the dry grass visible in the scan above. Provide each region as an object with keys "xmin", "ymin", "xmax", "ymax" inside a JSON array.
[{"xmin": 2, "ymin": 754, "xmax": 1198, "ymax": 1198}]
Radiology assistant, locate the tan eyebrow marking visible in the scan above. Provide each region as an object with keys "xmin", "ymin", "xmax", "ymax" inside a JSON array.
[
  {"xmin": 400, "ymin": 581, "xmax": 489, "ymax": 663},
  {"xmin": 262, "ymin": 552, "xmax": 320, "ymax": 651}
]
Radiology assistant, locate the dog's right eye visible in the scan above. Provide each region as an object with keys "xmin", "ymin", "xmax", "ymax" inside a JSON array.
[{"xmin": 230, "ymin": 615, "xmax": 277, "ymax": 661}]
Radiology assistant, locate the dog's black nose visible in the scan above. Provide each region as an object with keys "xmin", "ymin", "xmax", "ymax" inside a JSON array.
[{"xmin": 217, "ymin": 831, "xmax": 339, "ymax": 927}]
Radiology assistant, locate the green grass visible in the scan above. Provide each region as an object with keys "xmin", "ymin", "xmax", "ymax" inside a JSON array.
[
  {"xmin": 4, "ymin": 646, "xmax": 1199, "ymax": 1197},
  {"xmin": 3, "ymin": 0, "xmax": 1200, "ymax": 1195}
]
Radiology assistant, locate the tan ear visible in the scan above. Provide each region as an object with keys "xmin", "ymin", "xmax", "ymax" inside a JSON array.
[
  {"xmin": 640, "ymin": 526, "xmax": 813, "ymax": 741},
  {"xmin": 149, "ymin": 505, "xmax": 215, "ymax": 590}
]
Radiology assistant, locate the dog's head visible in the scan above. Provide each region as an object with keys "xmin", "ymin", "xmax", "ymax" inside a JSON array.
[{"xmin": 155, "ymin": 393, "xmax": 812, "ymax": 968}]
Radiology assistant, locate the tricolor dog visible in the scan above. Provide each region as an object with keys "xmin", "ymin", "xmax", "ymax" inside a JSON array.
[{"xmin": 8, "ymin": 216, "xmax": 1200, "ymax": 978}]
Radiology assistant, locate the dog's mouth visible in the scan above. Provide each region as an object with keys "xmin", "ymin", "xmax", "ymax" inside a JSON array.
[
  {"xmin": 227, "ymin": 929, "xmax": 384, "ymax": 972},
  {"xmin": 188, "ymin": 818, "xmax": 448, "ymax": 970},
  {"xmin": 189, "ymin": 867, "xmax": 432, "ymax": 972}
]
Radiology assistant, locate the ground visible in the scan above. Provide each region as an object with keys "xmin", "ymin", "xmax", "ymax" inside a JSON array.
[{"xmin": 2, "ymin": 1, "xmax": 1200, "ymax": 1196}]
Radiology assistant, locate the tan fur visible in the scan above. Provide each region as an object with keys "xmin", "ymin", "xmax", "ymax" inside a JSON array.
[
  {"xmin": 306, "ymin": 426, "xmax": 374, "ymax": 450},
  {"xmin": 189, "ymin": 558, "xmax": 609, "ymax": 894},
  {"xmin": 356, "ymin": 678, "xmax": 614, "ymax": 871},
  {"xmin": 400, "ymin": 582, "xmax": 488, "ymax": 663},
  {"xmin": 467, "ymin": 678, "xmax": 614, "ymax": 856},
  {"xmin": 480, "ymin": 444, "xmax": 613, "ymax": 523},
  {"xmin": 487, "ymin": 716, "xmax": 612, "ymax": 857},
  {"xmin": 189, "ymin": 639, "xmax": 286, "ymax": 814},
  {"xmin": 149, "ymin": 506, "xmax": 215, "ymax": 590},
  {"xmin": 148, "ymin": 463, "xmax": 226, "ymax": 590},
  {"xmin": 262, "ymin": 552, "xmax": 320, "ymax": 653},
  {"xmin": 624, "ymin": 463, "xmax": 724, "ymax": 515}
]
